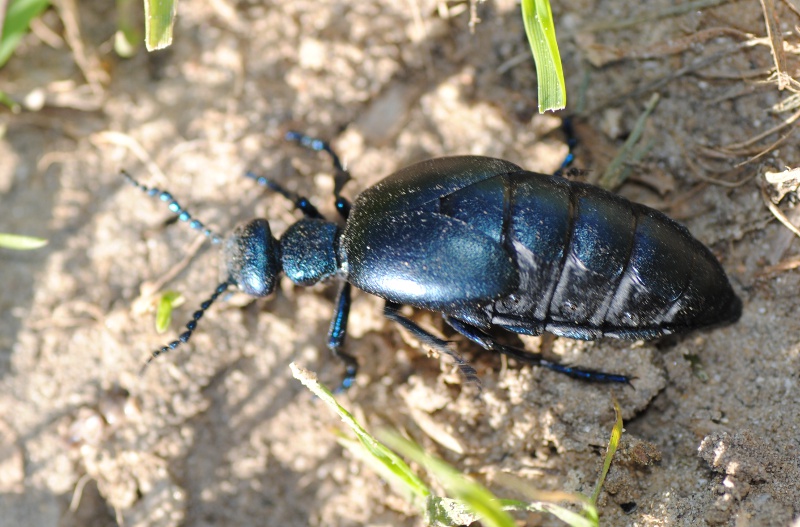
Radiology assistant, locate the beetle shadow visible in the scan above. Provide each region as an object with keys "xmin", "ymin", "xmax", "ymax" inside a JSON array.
[
  {"xmin": 173, "ymin": 297, "xmax": 413, "ymax": 526},
  {"xmin": 176, "ymin": 353, "xmax": 318, "ymax": 526}
]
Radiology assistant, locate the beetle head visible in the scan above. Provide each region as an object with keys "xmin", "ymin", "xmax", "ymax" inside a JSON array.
[{"xmin": 223, "ymin": 218, "xmax": 282, "ymax": 297}]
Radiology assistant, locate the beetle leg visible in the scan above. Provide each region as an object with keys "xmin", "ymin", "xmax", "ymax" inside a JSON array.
[
  {"xmin": 140, "ymin": 281, "xmax": 232, "ymax": 375},
  {"xmin": 248, "ymin": 133, "xmax": 354, "ymax": 221},
  {"xmin": 553, "ymin": 116, "xmax": 577, "ymax": 177},
  {"xmin": 328, "ymin": 282, "xmax": 358, "ymax": 391},
  {"xmin": 285, "ymin": 131, "xmax": 353, "ymax": 220},
  {"xmin": 383, "ymin": 302, "xmax": 481, "ymax": 387},
  {"xmin": 334, "ymin": 196, "xmax": 351, "ymax": 221},
  {"xmin": 285, "ymin": 131, "xmax": 351, "ymax": 197},
  {"xmin": 443, "ymin": 316, "xmax": 632, "ymax": 385}
]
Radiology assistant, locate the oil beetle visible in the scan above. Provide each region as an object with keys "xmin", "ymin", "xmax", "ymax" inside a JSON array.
[{"xmin": 125, "ymin": 132, "xmax": 741, "ymax": 389}]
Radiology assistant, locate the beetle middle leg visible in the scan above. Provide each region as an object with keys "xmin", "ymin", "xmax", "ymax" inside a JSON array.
[
  {"xmin": 383, "ymin": 302, "xmax": 481, "ymax": 386},
  {"xmin": 443, "ymin": 316, "xmax": 632, "ymax": 385}
]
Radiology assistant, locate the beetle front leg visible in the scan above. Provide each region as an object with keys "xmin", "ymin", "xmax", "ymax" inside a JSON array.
[
  {"xmin": 328, "ymin": 282, "xmax": 358, "ymax": 391},
  {"xmin": 285, "ymin": 131, "xmax": 351, "ymax": 201},
  {"xmin": 443, "ymin": 316, "xmax": 632, "ymax": 385},
  {"xmin": 248, "ymin": 133, "xmax": 353, "ymax": 221},
  {"xmin": 383, "ymin": 302, "xmax": 481, "ymax": 386}
]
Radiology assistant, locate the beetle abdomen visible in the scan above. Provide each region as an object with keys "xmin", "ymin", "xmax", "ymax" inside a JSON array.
[
  {"xmin": 431, "ymin": 168, "xmax": 740, "ymax": 339},
  {"xmin": 345, "ymin": 156, "xmax": 740, "ymax": 341}
]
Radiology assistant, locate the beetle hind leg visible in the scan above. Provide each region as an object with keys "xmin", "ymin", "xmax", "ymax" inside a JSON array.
[
  {"xmin": 444, "ymin": 316, "xmax": 632, "ymax": 385},
  {"xmin": 383, "ymin": 302, "xmax": 481, "ymax": 387}
]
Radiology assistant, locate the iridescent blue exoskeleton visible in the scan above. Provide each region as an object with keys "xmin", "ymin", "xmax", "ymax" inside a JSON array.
[{"xmin": 125, "ymin": 131, "xmax": 740, "ymax": 390}]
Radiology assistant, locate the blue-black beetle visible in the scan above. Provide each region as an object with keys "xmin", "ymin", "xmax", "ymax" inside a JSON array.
[{"xmin": 126, "ymin": 132, "xmax": 741, "ymax": 388}]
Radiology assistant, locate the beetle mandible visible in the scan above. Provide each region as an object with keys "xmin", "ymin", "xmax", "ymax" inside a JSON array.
[{"xmin": 125, "ymin": 132, "xmax": 741, "ymax": 389}]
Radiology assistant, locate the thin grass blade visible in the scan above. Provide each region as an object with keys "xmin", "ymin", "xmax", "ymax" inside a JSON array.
[
  {"xmin": 0, "ymin": 233, "xmax": 48, "ymax": 250},
  {"xmin": 520, "ymin": 0, "xmax": 566, "ymax": 112},
  {"xmin": 144, "ymin": 0, "xmax": 176, "ymax": 51}
]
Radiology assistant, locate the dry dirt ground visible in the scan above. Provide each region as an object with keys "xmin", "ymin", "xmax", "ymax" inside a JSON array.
[{"xmin": 2, "ymin": 0, "xmax": 800, "ymax": 525}]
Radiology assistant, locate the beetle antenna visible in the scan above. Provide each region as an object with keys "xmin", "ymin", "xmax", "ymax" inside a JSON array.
[
  {"xmin": 139, "ymin": 281, "xmax": 231, "ymax": 375},
  {"xmin": 121, "ymin": 170, "xmax": 222, "ymax": 244}
]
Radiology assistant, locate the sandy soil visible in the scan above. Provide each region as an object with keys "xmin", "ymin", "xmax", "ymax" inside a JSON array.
[{"xmin": 1, "ymin": 0, "xmax": 799, "ymax": 525}]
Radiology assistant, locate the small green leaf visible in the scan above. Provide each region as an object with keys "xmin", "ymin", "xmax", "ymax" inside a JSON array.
[
  {"xmin": 0, "ymin": 91, "xmax": 21, "ymax": 112},
  {"xmin": 684, "ymin": 353, "xmax": 709, "ymax": 382},
  {"xmin": 144, "ymin": 0, "xmax": 177, "ymax": 51},
  {"xmin": 0, "ymin": 233, "xmax": 48, "ymax": 250},
  {"xmin": 0, "ymin": 0, "xmax": 51, "ymax": 68},
  {"xmin": 155, "ymin": 291, "xmax": 183, "ymax": 334},
  {"xmin": 520, "ymin": 0, "xmax": 566, "ymax": 112}
]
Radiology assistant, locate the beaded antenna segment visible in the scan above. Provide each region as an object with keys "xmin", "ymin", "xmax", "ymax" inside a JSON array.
[
  {"xmin": 121, "ymin": 170, "xmax": 232, "ymax": 373},
  {"xmin": 139, "ymin": 281, "xmax": 230, "ymax": 375},
  {"xmin": 121, "ymin": 170, "xmax": 223, "ymax": 245}
]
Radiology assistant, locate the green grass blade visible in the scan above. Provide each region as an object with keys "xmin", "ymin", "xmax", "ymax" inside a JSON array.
[
  {"xmin": 335, "ymin": 433, "xmax": 430, "ymax": 507},
  {"xmin": 0, "ymin": 233, "xmax": 48, "ymax": 250},
  {"xmin": 382, "ymin": 432, "xmax": 518, "ymax": 527},
  {"xmin": 290, "ymin": 363, "xmax": 431, "ymax": 500},
  {"xmin": 115, "ymin": 0, "xmax": 142, "ymax": 57},
  {"xmin": 0, "ymin": 0, "xmax": 51, "ymax": 68},
  {"xmin": 493, "ymin": 474, "xmax": 598, "ymax": 527},
  {"xmin": 144, "ymin": 0, "xmax": 177, "ymax": 51},
  {"xmin": 500, "ymin": 498, "xmax": 596, "ymax": 527},
  {"xmin": 590, "ymin": 395, "xmax": 624, "ymax": 506},
  {"xmin": 520, "ymin": 0, "xmax": 566, "ymax": 112},
  {"xmin": 0, "ymin": 91, "xmax": 21, "ymax": 112},
  {"xmin": 426, "ymin": 496, "xmax": 481, "ymax": 526}
]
